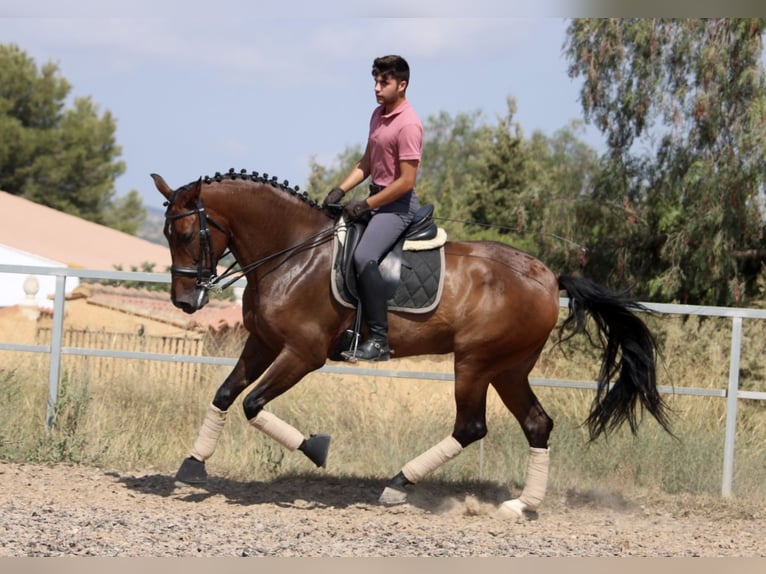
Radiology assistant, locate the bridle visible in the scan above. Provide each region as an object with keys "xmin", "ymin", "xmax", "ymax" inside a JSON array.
[
  {"xmin": 164, "ymin": 191, "xmax": 232, "ymax": 295},
  {"xmin": 164, "ymin": 187, "xmax": 338, "ymax": 302}
]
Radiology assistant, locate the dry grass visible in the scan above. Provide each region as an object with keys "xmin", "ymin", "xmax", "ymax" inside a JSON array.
[{"xmin": 1, "ymin": 311, "xmax": 765, "ymax": 502}]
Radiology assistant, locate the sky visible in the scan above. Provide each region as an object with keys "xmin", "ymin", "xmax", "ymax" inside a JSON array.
[{"xmin": 0, "ymin": 2, "xmax": 613, "ymax": 211}]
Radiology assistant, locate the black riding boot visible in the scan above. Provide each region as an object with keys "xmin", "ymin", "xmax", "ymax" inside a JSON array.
[{"xmin": 343, "ymin": 261, "xmax": 390, "ymax": 362}]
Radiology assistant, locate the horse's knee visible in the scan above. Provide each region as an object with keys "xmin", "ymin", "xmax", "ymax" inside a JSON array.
[
  {"xmin": 453, "ymin": 419, "xmax": 487, "ymax": 447},
  {"xmin": 212, "ymin": 387, "xmax": 240, "ymax": 411},
  {"xmin": 524, "ymin": 409, "xmax": 553, "ymax": 448},
  {"xmin": 242, "ymin": 393, "xmax": 266, "ymax": 420},
  {"xmin": 211, "ymin": 371, "xmax": 252, "ymax": 411}
]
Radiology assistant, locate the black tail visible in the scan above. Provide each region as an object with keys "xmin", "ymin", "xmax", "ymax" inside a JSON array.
[{"xmin": 557, "ymin": 275, "xmax": 673, "ymax": 440}]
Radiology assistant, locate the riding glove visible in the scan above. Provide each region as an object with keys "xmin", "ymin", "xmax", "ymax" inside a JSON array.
[
  {"xmin": 343, "ymin": 199, "xmax": 371, "ymax": 221},
  {"xmin": 323, "ymin": 187, "xmax": 345, "ymax": 208}
]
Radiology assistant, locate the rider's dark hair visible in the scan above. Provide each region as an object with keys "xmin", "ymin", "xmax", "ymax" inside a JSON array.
[{"xmin": 372, "ymin": 55, "xmax": 410, "ymax": 87}]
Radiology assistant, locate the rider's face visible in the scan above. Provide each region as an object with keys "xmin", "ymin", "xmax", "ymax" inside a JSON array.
[{"xmin": 374, "ymin": 74, "xmax": 405, "ymax": 108}]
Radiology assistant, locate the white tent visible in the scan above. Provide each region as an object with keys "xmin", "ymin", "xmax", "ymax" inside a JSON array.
[{"xmin": 0, "ymin": 244, "xmax": 79, "ymax": 309}]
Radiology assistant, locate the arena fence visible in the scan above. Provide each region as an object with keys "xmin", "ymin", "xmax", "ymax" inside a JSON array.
[
  {"xmin": 34, "ymin": 326, "xmax": 205, "ymax": 383},
  {"xmin": 2, "ymin": 263, "xmax": 766, "ymax": 497}
]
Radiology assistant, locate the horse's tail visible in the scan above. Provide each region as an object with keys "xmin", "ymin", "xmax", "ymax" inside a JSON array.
[{"xmin": 557, "ymin": 274, "xmax": 673, "ymax": 441}]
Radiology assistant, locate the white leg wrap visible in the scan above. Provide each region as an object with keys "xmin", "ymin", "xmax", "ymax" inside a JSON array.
[
  {"xmin": 401, "ymin": 435, "xmax": 463, "ymax": 483},
  {"xmin": 499, "ymin": 446, "xmax": 550, "ymax": 519},
  {"xmin": 518, "ymin": 446, "xmax": 550, "ymax": 509},
  {"xmin": 249, "ymin": 410, "xmax": 304, "ymax": 451},
  {"xmin": 190, "ymin": 403, "xmax": 227, "ymax": 462}
]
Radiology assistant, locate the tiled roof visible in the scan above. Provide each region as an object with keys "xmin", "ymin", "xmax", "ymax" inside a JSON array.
[
  {"xmin": 65, "ymin": 283, "xmax": 244, "ymax": 334},
  {"xmin": 0, "ymin": 191, "xmax": 171, "ymax": 271},
  {"xmin": 0, "ymin": 191, "xmax": 242, "ymax": 333}
]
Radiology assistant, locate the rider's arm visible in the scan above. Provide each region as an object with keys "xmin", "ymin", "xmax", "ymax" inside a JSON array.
[{"xmin": 365, "ymin": 159, "xmax": 419, "ymax": 210}]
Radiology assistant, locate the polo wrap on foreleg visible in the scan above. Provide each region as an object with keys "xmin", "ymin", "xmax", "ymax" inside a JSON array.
[
  {"xmin": 401, "ymin": 435, "xmax": 463, "ymax": 483},
  {"xmin": 190, "ymin": 403, "xmax": 227, "ymax": 462},
  {"xmin": 518, "ymin": 446, "xmax": 550, "ymax": 509},
  {"xmin": 249, "ymin": 410, "xmax": 304, "ymax": 451}
]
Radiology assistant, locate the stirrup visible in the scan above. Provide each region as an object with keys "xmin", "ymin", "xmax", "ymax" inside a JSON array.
[{"xmin": 341, "ymin": 338, "xmax": 390, "ymax": 362}]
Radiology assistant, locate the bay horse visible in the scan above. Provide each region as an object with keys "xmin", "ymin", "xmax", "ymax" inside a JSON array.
[{"xmin": 152, "ymin": 169, "xmax": 671, "ymax": 519}]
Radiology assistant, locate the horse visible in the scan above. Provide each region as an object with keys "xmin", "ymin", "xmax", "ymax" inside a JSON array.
[{"xmin": 152, "ymin": 168, "xmax": 671, "ymax": 519}]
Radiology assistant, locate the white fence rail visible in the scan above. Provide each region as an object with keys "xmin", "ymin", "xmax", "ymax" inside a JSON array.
[{"xmin": 2, "ymin": 263, "xmax": 766, "ymax": 497}]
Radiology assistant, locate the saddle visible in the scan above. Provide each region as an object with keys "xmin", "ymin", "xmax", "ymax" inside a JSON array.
[{"xmin": 331, "ymin": 204, "xmax": 447, "ymax": 314}]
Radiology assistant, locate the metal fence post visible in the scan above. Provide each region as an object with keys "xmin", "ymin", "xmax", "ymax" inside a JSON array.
[
  {"xmin": 46, "ymin": 274, "xmax": 67, "ymax": 429},
  {"xmin": 721, "ymin": 316, "xmax": 742, "ymax": 497}
]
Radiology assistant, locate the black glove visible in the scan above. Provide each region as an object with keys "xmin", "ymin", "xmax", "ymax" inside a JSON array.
[
  {"xmin": 342, "ymin": 199, "xmax": 371, "ymax": 221},
  {"xmin": 323, "ymin": 187, "xmax": 345, "ymax": 209}
]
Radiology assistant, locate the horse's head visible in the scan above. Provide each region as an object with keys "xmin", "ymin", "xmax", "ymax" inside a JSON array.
[{"xmin": 152, "ymin": 173, "xmax": 230, "ymax": 313}]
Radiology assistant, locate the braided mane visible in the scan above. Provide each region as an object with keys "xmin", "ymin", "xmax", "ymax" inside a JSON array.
[{"xmin": 188, "ymin": 167, "xmax": 322, "ymax": 211}]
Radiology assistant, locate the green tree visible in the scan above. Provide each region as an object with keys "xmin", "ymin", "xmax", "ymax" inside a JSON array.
[
  {"xmin": 306, "ymin": 145, "xmax": 363, "ymax": 201},
  {"xmin": 102, "ymin": 189, "xmax": 147, "ymax": 234},
  {"xmin": 564, "ymin": 19, "xmax": 766, "ymax": 304},
  {"xmin": 419, "ymin": 103, "xmax": 602, "ymax": 255},
  {"xmin": 462, "ymin": 98, "xmax": 533, "ymax": 247},
  {"xmin": 523, "ymin": 122, "xmax": 601, "ymax": 272},
  {"xmin": 0, "ymin": 43, "xmax": 145, "ymax": 234},
  {"xmin": 417, "ymin": 108, "xmax": 489, "ymax": 236}
]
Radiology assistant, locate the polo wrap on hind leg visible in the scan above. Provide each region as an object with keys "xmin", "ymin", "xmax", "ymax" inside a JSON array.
[
  {"xmin": 518, "ymin": 446, "xmax": 549, "ymax": 508},
  {"xmin": 401, "ymin": 435, "xmax": 464, "ymax": 483},
  {"xmin": 500, "ymin": 446, "xmax": 550, "ymax": 518},
  {"xmin": 190, "ymin": 403, "xmax": 227, "ymax": 462},
  {"xmin": 249, "ymin": 410, "xmax": 304, "ymax": 451}
]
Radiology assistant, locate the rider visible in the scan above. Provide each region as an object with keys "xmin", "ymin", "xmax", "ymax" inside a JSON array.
[{"xmin": 323, "ymin": 54, "xmax": 423, "ymax": 362}]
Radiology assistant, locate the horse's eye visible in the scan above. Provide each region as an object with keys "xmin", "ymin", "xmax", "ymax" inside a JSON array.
[{"xmin": 164, "ymin": 222, "xmax": 194, "ymax": 243}]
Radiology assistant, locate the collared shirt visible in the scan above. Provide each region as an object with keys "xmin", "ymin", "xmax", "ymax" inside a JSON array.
[{"xmin": 368, "ymin": 99, "xmax": 423, "ymax": 187}]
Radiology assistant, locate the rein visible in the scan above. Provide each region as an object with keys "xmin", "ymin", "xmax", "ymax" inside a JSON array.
[{"xmin": 214, "ymin": 226, "xmax": 337, "ymax": 291}]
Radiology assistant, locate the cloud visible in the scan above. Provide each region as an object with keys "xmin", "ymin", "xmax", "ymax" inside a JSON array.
[
  {"xmin": 381, "ymin": 19, "xmax": 530, "ymax": 57},
  {"xmin": 3, "ymin": 16, "xmax": 534, "ymax": 90},
  {"xmin": 214, "ymin": 136, "xmax": 250, "ymax": 156},
  {"xmin": 1, "ymin": 0, "xmax": 556, "ymax": 19}
]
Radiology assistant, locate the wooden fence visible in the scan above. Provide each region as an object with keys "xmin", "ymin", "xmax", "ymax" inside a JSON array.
[{"xmin": 35, "ymin": 327, "xmax": 204, "ymax": 382}]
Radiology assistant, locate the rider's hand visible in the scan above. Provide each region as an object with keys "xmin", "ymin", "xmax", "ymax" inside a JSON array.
[
  {"xmin": 322, "ymin": 187, "xmax": 345, "ymax": 209},
  {"xmin": 342, "ymin": 199, "xmax": 371, "ymax": 221}
]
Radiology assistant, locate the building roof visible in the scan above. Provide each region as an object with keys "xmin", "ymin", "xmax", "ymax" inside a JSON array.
[
  {"xmin": 71, "ymin": 282, "xmax": 244, "ymax": 334},
  {"xmin": 0, "ymin": 191, "xmax": 242, "ymax": 332},
  {"xmin": 0, "ymin": 190, "xmax": 171, "ymax": 271},
  {"xmin": 1, "ymin": 283, "xmax": 244, "ymax": 343}
]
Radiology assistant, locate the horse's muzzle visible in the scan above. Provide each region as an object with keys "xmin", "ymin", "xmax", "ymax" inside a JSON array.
[{"xmin": 172, "ymin": 287, "xmax": 209, "ymax": 314}]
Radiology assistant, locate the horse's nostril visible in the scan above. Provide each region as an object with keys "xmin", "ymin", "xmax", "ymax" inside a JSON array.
[{"xmin": 173, "ymin": 300, "xmax": 196, "ymax": 314}]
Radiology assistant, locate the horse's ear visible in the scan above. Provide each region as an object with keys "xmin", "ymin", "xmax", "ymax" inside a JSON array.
[{"xmin": 151, "ymin": 173, "xmax": 173, "ymax": 200}]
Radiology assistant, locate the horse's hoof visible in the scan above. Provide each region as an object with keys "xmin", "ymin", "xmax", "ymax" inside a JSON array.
[
  {"xmin": 379, "ymin": 486, "xmax": 408, "ymax": 506},
  {"xmin": 301, "ymin": 434, "xmax": 332, "ymax": 467},
  {"xmin": 497, "ymin": 499, "xmax": 536, "ymax": 521},
  {"xmin": 174, "ymin": 456, "xmax": 207, "ymax": 486}
]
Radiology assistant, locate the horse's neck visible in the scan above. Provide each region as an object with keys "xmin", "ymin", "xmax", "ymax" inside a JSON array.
[{"xmin": 214, "ymin": 187, "xmax": 329, "ymax": 268}]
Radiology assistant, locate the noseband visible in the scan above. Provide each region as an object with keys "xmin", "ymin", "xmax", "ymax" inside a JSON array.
[{"xmin": 164, "ymin": 193, "xmax": 230, "ymax": 292}]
